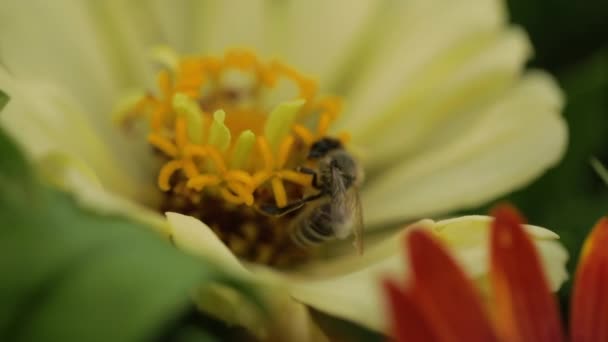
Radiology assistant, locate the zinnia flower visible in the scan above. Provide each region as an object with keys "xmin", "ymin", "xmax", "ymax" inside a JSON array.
[
  {"xmin": 0, "ymin": 0, "xmax": 568, "ymax": 339},
  {"xmin": 384, "ymin": 205, "xmax": 608, "ymax": 342}
]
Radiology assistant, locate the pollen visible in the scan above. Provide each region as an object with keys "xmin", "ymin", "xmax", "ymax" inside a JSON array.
[{"xmin": 117, "ymin": 48, "xmax": 348, "ymax": 266}]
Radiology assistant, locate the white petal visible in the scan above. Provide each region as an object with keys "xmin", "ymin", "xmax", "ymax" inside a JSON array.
[
  {"xmin": 0, "ymin": 1, "xmax": 159, "ymax": 195},
  {"xmin": 0, "ymin": 75, "xmax": 157, "ymax": 205},
  {"xmin": 266, "ymin": 293, "xmax": 330, "ymax": 342},
  {"xmin": 147, "ymin": 0, "xmax": 193, "ymax": 51},
  {"xmin": 362, "ymin": 72, "xmax": 566, "ymax": 226},
  {"xmin": 287, "ymin": 215, "xmax": 568, "ymax": 332},
  {"xmin": 432, "ymin": 216, "xmax": 567, "ymax": 283},
  {"xmin": 334, "ymin": 0, "xmax": 507, "ymax": 127},
  {"xmin": 277, "ymin": 0, "xmax": 379, "ymax": 86},
  {"xmin": 166, "ymin": 212, "xmax": 248, "ymax": 276},
  {"xmin": 86, "ymin": 1, "xmax": 160, "ymax": 88},
  {"xmin": 0, "ymin": 0, "xmax": 118, "ymax": 111},
  {"xmin": 352, "ymin": 27, "xmax": 532, "ymax": 167},
  {"xmin": 166, "ymin": 214, "xmax": 329, "ymax": 341},
  {"xmin": 188, "ymin": 0, "xmax": 268, "ymax": 54}
]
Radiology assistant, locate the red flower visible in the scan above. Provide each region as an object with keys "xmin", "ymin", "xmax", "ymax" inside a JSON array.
[{"xmin": 384, "ymin": 205, "xmax": 608, "ymax": 342}]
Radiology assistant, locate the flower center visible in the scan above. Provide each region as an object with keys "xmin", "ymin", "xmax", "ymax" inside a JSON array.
[{"xmin": 118, "ymin": 48, "xmax": 350, "ymax": 266}]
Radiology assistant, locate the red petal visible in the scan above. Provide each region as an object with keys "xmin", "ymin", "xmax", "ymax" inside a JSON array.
[
  {"xmin": 490, "ymin": 205, "xmax": 564, "ymax": 342},
  {"xmin": 570, "ymin": 217, "xmax": 608, "ymax": 342},
  {"xmin": 383, "ymin": 279, "xmax": 439, "ymax": 342},
  {"xmin": 406, "ymin": 229, "xmax": 499, "ymax": 342}
]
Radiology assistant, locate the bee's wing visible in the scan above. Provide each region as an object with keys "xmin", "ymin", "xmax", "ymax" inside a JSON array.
[
  {"xmin": 350, "ymin": 188, "xmax": 364, "ymax": 255},
  {"xmin": 330, "ymin": 167, "xmax": 364, "ymax": 255}
]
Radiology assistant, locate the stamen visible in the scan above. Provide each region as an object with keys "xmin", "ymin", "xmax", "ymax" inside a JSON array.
[
  {"xmin": 230, "ymin": 130, "xmax": 255, "ymax": 169},
  {"xmin": 205, "ymin": 146, "xmax": 228, "ymax": 174},
  {"xmin": 148, "ymin": 133, "xmax": 178, "ymax": 157},
  {"xmin": 158, "ymin": 160, "xmax": 183, "ymax": 191},
  {"xmin": 252, "ymin": 171, "xmax": 272, "ymax": 188},
  {"xmin": 277, "ymin": 135, "xmax": 294, "ymax": 168},
  {"xmin": 264, "ymin": 99, "xmax": 305, "ymax": 152},
  {"xmin": 317, "ymin": 96, "xmax": 343, "ymax": 121},
  {"xmin": 208, "ymin": 110, "xmax": 231, "ymax": 152},
  {"xmin": 271, "ymin": 61, "xmax": 317, "ymax": 101},
  {"xmin": 175, "ymin": 117, "xmax": 189, "ymax": 149},
  {"xmin": 271, "ymin": 177, "xmax": 288, "ymax": 207},
  {"xmin": 184, "ymin": 144, "xmax": 208, "ymax": 158},
  {"xmin": 224, "ymin": 49, "xmax": 259, "ymax": 70},
  {"xmin": 292, "ymin": 124, "xmax": 315, "ymax": 146},
  {"xmin": 158, "ymin": 69, "xmax": 172, "ymax": 98},
  {"xmin": 256, "ymin": 136, "xmax": 274, "ymax": 173},
  {"xmin": 227, "ymin": 182, "xmax": 254, "ymax": 206},
  {"xmin": 151, "ymin": 106, "xmax": 167, "ymax": 132},
  {"xmin": 277, "ymin": 170, "xmax": 313, "ymax": 187},
  {"xmin": 124, "ymin": 48, "xmax": 351, "ymax": 266},
  {"xmin": 187, "ymin": 174, "xmax": 221, "ymax": 191},
  {"xmin": 220, "ymin": 188, "xmax": 247, "ymax": 205},
  {"xmin": 317, "ymin": 113, "xmax": 332, "ymax": 136},
  {"xmin": 182, "ymin": 158, "xmax": 200, "ymax": 178},
  {"xmin": 224, "ymin": 170, "xmax": 254, "ymax": 188},
  {"xmin": 173, "ymin": 93, "xmax": 204, "ymax": 144},
  {"xmin": 176, "ymin": 58, "xmax": 205, "ymax": 94}
]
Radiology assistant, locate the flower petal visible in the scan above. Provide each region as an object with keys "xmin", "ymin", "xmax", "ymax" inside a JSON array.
[
  {"xmin": 0, "ymin": 0, "xmax": 163, "ymax": 111},
  {"xmin": 166, "ymin": 214, "xmax": 329, "ymax": 341},
  {"xmin": 166, "ymin": 213, "xmax": 265, "ymax": 336},
  {"xmin": 350, "ymin": 27, "xmax": 532, "ymax": 166},
  {"xmin": 286, "ymin": 215, "xmax": 567, "ymax": 332},
  {"xmin": 383, "ymin": 279, "xmax": 440, "ymax": 342},
  {"xmin": 277, "ymin": 0, "xmax": 379, "ymax": 86},
  {"xmin": 0, "ymin": 0, "xmax": 119, "ymax": 108},
  {"xmin": 165, "ymin": 212, "xmax": 248, "ymax": 276},
  {"xmin": 362, "ymin": 72, "xmax": 566, "ymax": 226},
  {"xmin": 86, "ymin": 1, "xmax": 157, "ymax": 88},
  {"xmin": 490, "ymin": 206, "xmax": 564, "ymax": 342},
  {"xmin": 400, "ymin": 230, "xmax": 498, "ymax": 342},
  {"xmin": 0, "ymin": 76, "xmax": 156, "ymax": 205},
  {"xmin": 335, "ymin": 0, "xmax": 508, "ymax": 131},
  {"xmin": 434, "ymin": 216, "xmax": 568, "ymax": 288},
  {"xmin": 570, "ymin": 217, "xmax": 608, "ymax": 342},
  {"xmin": 188, "ymin": 0, "xmax": 267, "ymax": 54},
  {"xmin": 266, "ymin": 293, "xmax": 330, "ymax": 342}
]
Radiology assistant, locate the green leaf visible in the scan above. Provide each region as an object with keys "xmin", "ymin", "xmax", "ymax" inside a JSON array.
[{"xmin": 0, "ymin": 125, "xmax": 263, "ymax": 342}]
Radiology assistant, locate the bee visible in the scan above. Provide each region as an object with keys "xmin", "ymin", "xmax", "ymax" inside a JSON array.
[{"xmin": 260, "ymin": 137, "xmax": 364, "ymax": 254}]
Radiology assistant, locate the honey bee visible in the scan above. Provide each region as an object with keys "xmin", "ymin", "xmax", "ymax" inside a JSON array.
[{"xmin": 260, "ymin": 137, "xmax": 364, "ymax": 254}]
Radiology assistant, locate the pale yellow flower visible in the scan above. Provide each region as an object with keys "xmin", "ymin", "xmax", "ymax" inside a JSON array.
[{"xmin": 0, "ymin": 0, "xmax": 568, "ymax": 340}]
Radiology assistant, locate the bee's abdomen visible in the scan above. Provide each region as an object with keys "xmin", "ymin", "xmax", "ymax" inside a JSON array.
[{"xmin": 290, "ymin": 203, "xmax": 335, "ymax": 249}]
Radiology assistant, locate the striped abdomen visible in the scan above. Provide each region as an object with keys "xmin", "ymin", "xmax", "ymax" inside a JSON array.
[{"xmin": 290, "ymin": 200, "xmax": 347, "ymax": 249}]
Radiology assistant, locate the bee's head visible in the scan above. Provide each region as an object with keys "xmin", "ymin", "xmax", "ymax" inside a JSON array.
[{"xmin": 308, "ymin": 137, "xmax": 342, "ymax": 159}]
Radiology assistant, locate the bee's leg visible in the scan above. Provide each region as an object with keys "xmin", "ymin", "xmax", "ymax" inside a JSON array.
[
  {"xmin": 259, "ymin": 201, "xmax": 305, "ymax": 216},
  {"xmin": 296, "ymin": 167, "xmax": 321, "ymax": 189},
  {"xmin": 258, "ymin": 192, "xmax": 325, "ymax": 217}
]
